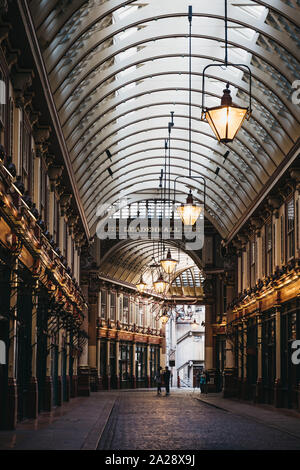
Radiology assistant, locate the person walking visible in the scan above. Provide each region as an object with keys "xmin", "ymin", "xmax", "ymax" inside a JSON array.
[
  {"xmin": 155, "ymin": 367, "xmax": 162, "ymax": 395},
  {"xmin": 196, "ymin": 370, "xmax": 201, "ymax": 390},
  {"xmin": 163, "ymin": 366, "xmax": 171, "ymax": 396},
  {"xmin": 199, "ymin": 371, "xmax": 206, "ymax": 394}
]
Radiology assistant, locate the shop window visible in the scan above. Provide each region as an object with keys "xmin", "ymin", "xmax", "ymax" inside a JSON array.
[
  {"xmin": 120, "ymin": 342, "xmax": 132, "ymax": 383},
  {"xmin": 136, "ymin": 345, "xmax": 147, "ymax": 383}
]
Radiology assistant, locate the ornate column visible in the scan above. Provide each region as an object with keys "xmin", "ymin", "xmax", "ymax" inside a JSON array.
[
  {"xmin": 78, "ymin": 279, "xmax": 90, "ymax": 396},
  {"xmin": 132, "ymin": 339, "xmax": 136, "ymax": 389},
  {"xmin": 274, "ymin": 301, "xmax": 283, "ymax": 407},
  {"xmin": 88, "ymin": 290, "xmax": 98, "ymax": 392},
  {"xmin": 255, "ymin": 310, "xmax": 263, "ymax": 403},
  {"xmin": 6, "ymin": 257, "xmax": 19, "ymax": 429},
  {"xmin": 44, "ymin": 314, "xmax": 53, "ymax": 411},
  {"xmin": 106, "ymin": 338, "xmax": 111, "ymax": 390},
  {"xmin": 115, "ymin": 337, "xmax": 120, "ymax": 389},
  {"xmin": 204, "ymin": 303, "xmax": 216, "ymax": 392},
  {"xmin": 56, "ymin": 327, "xmax": 63, "ymax": 406},
  {"xmin": 27, "ymin": 278, "xmax": 38, "ymax": 418},
  {"xmin": 237, "ymin": 320, "xmax": 243, "ymax": 398},
  {"xmin": 96, "ymin": 329, "xmax": 102, "ymax": 390},
  {"xmin": 241, "ymin": 318, "xmax": 248, "ymax": 400},
  {"xmin": 65, "ymin": 331, "xmax": 71, "ymax": 402},
  {"xmin": 223, "ymin": 332, "xmax": 236, "ymax": 398},
  {"xmin": 146, "ymin": 342, "xmax": 151, "ymax": 388}
]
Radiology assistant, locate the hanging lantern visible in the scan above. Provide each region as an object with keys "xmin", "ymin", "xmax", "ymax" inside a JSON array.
[
  {"xmin": 160, "ymin": 313, "xmax": 169, "ymax": 324},
  {"xmin": 136, "ymin": 275, "xmax": 147, "ymax": 293},
  {"xmin": 204, "ymin": 83, "xmax": 249, "ymax": 143},
  {"xmin": 160, "ymin": 249, "xmax": 177, "ymax": 274},
  {"xmin": 177, "ymin": 190, "xmax": 202, "ymax": 226},
  {"xmin": 153, "ymin": 274, "xmax": 169, "ymax": 295}
]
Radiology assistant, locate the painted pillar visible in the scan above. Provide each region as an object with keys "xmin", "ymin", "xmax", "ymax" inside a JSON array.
[
  {"xmin": 204, "ymin": 303, "xmax": 216, "ymax": 391},
  {"xmin": 274, "ymin": 303, "xmax": 282, "ymax": 407},
  {"xmin": 256, "ymin": 312, "xmax": 263, "ymax": 403},
  {"xmin": 146, "ymin": 342, "xmax": 151, "ymax": 388},
  {"xmin": 56, "ymin": 327, "xmax": 63, "ymax": 406},
  {"xmin": 6, "ymin": 258, "xmax": 18, "ymax": 429},
  {"xmin": 132, "ymin": 340, "xmax": 136, "ymax": 389},
  {"xmin": 241, "ymin": 318, "xmax": 248, "ymax": 399},
  {"xmin": 115, "ymin": 339, "xmax": 120, "ymax": 389},
  {"xmin": 78, "ymin": 281, "xmax": 90, "ymax": 397},
  {"xmin": 28, "ymin": 281, "xmax": 38, "ymax": 418},
  {"xmin": 44, "ymin": 316, "xmax": 53, "ymax": 411},
  {"xmin": 65, "ymin": 331, "xmax": 71, "ymax": 402},
  {"xmin": 106, "ymin": 339, "xmax": 111, "ymax": 390},
  {"xmin": 88, "ymin": 298, "xmax": 97, "ymax": 391}
]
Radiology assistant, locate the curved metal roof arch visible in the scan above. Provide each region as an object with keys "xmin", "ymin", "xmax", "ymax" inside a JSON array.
[{"xmin": 26, "ymin": 0, "xmax": 300, "ymax": 240}]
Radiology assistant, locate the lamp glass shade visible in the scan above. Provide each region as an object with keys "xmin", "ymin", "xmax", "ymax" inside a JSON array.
[
  {"xmin": 136, "ymin": 277, "xmax": 147, "ymax": 293},
  {"xmin": 205, "ymin": 105, "xmax": 248, "ymax": 143},
  {"xmin": 160, "ymin": 314, "xmax": 169, "ymax": 324},
  {"xmin": 177, "ymin": 202, "xmax": 202, "ymax": 226},
  {"xmin": 153, "ymin": 276, "xmax": 169, "ymax": 294},
  {"xmin": 160, "ymin": 249, "xmax": 177, "ymax": 274}
]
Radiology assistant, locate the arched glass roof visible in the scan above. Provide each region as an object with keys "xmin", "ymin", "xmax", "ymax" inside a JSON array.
[
  {"xmin": 98, "ymin": 239, "xmax": 203, "ymax": 285},
  {"xmin": 28, "ymin": 0, "xmax": 300, "ymax": 239}
]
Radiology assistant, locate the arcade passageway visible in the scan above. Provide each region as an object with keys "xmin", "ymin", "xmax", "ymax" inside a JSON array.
[{"xmin": 0, "ymin": 0, "xmax": 299, "ymax": 451}]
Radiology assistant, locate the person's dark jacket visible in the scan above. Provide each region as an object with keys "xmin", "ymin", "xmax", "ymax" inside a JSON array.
[{"xmin": 164, "ymin": 369, "xmax": 171, "ymax": 384}]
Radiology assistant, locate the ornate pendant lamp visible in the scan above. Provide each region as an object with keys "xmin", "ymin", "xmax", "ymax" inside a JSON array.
[
  {"xmin": 177, "ymin": 189, "xmax": 202, "ymax": 226},
  {"xmin": 160, "ymin": 249, "xmax": 177, "ymax": 274},
  {"xmin": 136, "ymin": 275, "xmax": 147, "ymax": 293},
  {"xmin": 204, "ymin": 82, "xmax": 249, "ymax": 143},
  {"xmin": 153, "ymin": 274, "xmax": 169, "ymax": 295},
  {"xmin": 201, "ymin": 0, "xmax": 252, "ymax": 142}
]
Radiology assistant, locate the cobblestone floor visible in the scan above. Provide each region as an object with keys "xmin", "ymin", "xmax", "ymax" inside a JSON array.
[
  {"xmin": 1, "ymin": 389, "xmax": 300, "ymax": 450},
  {"xmin": 98, "ymin": 390, "xmax": 300, "ymax": 450}
]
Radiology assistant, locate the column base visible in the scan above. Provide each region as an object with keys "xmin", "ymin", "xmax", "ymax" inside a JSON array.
[
  {"xmin": 6, "ymin": 378, "xmax": 17, "ymax": 430},
  {"xmin": 274, "ymin": 379, "xmax": 283, "ymax": 408},
  {"xmin": 206, "ymin": 369, "xmax": 217, "ymax": 393},
  {"xmin": 78, "ymin": 367, "xmax": 90, "ymax": 396},
  {"xmin": 255, "ymin": 378, "xmax": 263, "ymax": 404},
  {"xmin": 116, "ymin": 376, "xmax": 120, "ymax": 389},
  {"xmin": 132, "ymin": 375, "xmax": 136, "ymax": 389},
  {"xmin": 57, "ymin": 376, "xmax": 63, "ymax": 406},
  {"xmin": 65, "ymin": 375, "xmax": 71, "ymax": 402},
  {"xmin": 27, "ymin": 377, "xmax": 38, "ymax": 419},
  {"xmin": 223, "ymin": 368, "xmax": 237, "ymax": 398},
  {"xmin": 97, "ymin": 375, "xmax": 103, "ymax": 390},
  {"xmin": 106, "ymin": 375, "xmax": 111, "ymax": 391},
  {"xmin": 147, "ymin": 375, "xmax": 151, "ymax": 388},
  {"xmin": 71, "ymin": 375, "xmax": 78, "ymax": 398},
  {"xmin": 241, "ymin": 378, "xmax": 249, "ymax": 400},
  {"xmin": 43, "ymin": 376, "xmax": 52, "ymax": 411}
]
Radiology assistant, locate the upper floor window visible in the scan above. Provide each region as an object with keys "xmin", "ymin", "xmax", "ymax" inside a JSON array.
[
  {"xmin": 110, "ymin": 292, "xmax": 116, "ymax": 321},
  {"xmin": 100, "ymin": 290, "xmax": 107, "ymax": 319},
  {"xmin": 266, "ymin": 222, "xmax": 272, "ymax": 276},
  {"xmin": 286, "ymin": 198, "xmax": 295, "ymax": 260},
  {"xmin": 123, "ymin": 296, "xmax": 129, "ymax": 324},
  {"xmin": 250, "ymin": 240, "xmax": 256, "ymax": 287}
]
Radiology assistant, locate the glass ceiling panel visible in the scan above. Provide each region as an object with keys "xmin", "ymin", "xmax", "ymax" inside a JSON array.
[{"xmin": 28, "ymin": 0, "xmax": 300, "ymax": 239}]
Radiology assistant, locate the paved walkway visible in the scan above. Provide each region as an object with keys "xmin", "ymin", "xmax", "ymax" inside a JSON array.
[{"xmin": 0, "ymin": 389, "xmax": 299, "ymax": 450}]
